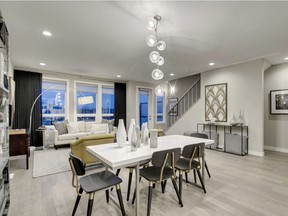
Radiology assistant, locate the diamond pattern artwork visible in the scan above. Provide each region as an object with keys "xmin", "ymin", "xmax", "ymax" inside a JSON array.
[{"xmin": 205, "ymin": 83, "xmax": 227, "ymax": 122}]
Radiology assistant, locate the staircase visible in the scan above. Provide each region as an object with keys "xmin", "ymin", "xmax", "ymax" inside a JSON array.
[{"xmin": 167, "ymin": 78, "xmax": 201, "ymax": 129}]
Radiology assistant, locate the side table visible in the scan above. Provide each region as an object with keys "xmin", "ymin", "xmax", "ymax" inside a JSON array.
[{"xmin": 9, "ymin": 132, "xmax": 29, "ymax": 170}]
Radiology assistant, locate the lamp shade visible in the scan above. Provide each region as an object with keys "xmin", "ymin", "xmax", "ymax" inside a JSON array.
[
  {"xmin": 156, "ymin": 56, "xmax": 164, "ymax": 66},
  {"xmin": 146, "ymin": 35, "xmax": 157, "ymax": 47},
  {"xmin": 151, "ymin": 69, "xmax": 164, "ymax": 80},
  {"xmin": 149, "ymin": 51, "xmax": 160, "ymax": 63},
  {"xmin": 157, "ymin": 41, "xmax": 166, "ymax": 51}
]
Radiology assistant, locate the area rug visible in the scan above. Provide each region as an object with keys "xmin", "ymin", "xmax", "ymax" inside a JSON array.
[{"xmin": 33, "ymin": 148, "xmax": 71, "ymax": 178}]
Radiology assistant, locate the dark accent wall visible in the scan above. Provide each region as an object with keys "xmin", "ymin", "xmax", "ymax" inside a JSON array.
[{"xmin": 114, "ymin": 82, "xmax": 127, "ymax": 128}]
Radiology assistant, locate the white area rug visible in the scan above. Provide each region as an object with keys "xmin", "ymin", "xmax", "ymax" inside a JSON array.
[{"xmin": 33, "ymin": 148, "xmax": 71, "ymax": 178}]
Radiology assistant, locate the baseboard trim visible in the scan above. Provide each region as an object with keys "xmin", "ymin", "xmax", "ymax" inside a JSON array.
[
  {"xmin": 248, "ymin": 150, "xmax": 265, "ymax": 157},
  {"xmin": 264, "ymin": 146, "xmax": 288, "ymax": 153}
]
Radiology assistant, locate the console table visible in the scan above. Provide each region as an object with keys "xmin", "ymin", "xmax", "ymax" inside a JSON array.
[
  {"xmin": 197, "ymin": 123, "xmax": 249, "ymax": 156},
  {"xmin": 9, "ymin": 130, "xmax": 29, "ymax": 169}
]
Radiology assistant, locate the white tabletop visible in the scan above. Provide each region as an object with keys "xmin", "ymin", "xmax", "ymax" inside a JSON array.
[{"xmin": 86, "ymin": 135, "xmax": 214, "ymax": 169}]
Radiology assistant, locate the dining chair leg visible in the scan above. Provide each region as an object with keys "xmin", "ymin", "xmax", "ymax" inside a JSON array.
[
  {"xmin": 116, "ymin": 185, "xmax": 126, "ymax": 216},
  {"xmin": 72, "ymin": 187, "xmax": 83, "ymax": 216},
  {"xmin": 185, "ymin": 172, "xmax": 188, "ymax": 183},
  {"xmin": 111, "ymin": 168, "xmax": 122, "ymax": 191},
  {"xmin": 205, "ymin": 162, "xmax": 211, "ymax": 178},
  {"xmin": 105, "ymin": 189, "xmax": 109, "ymax": 203},
  {"xmin": 127, "ymin": 168, "xmax": 133, "ymax": 201},
  {"xmin": 161, "ymin": 181, "xmax": 165, "ymax": 193},
  {"xmin": 87, "ymin": 193, "xmax": 95, "ymax": 216},
  {"xmin": 153, "ymin": 183, "xmax": 155, "ymax": 189},
  {"xmin": 147, "ymin": 182, "xmax": 153, "ymax": 216},
  {"xmin": 179, "ymin": 171, "xmax": 183, "ymax": 198},
  {"xmin": 193, "ymin": 169, "xmax": 197, "ymax": 184},
  {"xmin": 171, "ymin": 178, "xmax": 183, "ymax": 207},
  {"xmin": 196, "ymin": 169, "xmax": 206, "ymax": 193}
]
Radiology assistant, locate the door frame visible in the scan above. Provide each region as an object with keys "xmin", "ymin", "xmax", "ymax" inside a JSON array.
[{"xmin": 136, "ymin": 86, "xmax": 154, "ymax": 129}]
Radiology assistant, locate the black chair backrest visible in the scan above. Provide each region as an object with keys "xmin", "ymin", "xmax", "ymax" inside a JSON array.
[
  {"xmin": 152, "ymin": 148, "xmax": 181, "ymax": 167},
  {"xmin": 190, "ymin": 133, "xmax": 208, "ymax": 139},
  {"xmin": 69, "ymin": 152, "xmax": 85, "ymax": 176},
  {"xmin": 182, "ymin": 143, "xmax": 205, "ymax": 159}
]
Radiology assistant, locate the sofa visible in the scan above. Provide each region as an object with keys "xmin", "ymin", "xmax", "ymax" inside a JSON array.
[
  {"xmin": 70, "ymin": 134, "xmax": 115, "ymax": 165},
  {"xmin": 45, "ymin": 120, "xmax": 116, "ymax": 149}
]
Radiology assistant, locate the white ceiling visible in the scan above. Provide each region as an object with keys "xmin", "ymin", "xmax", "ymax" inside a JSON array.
[{"xmin": 1, "ymin": 1, "xmax": 288, "ymax": 84}]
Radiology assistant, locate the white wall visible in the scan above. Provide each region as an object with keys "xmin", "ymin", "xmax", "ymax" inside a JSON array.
[
  {"xmin": 166, "ymin": 59, "xmax": 265, "ymax": 156},
  {"xmin": 264, "ymin": 63, "xmax": 288, "ymax": 152}
]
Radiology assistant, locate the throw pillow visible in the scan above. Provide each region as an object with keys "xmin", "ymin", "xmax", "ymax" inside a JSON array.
[
  {"xmin": 90, "ymin": 123, "xmax": 109, "ymax": 134},
  {"xmin": 102, "ymin": 119, "xmax": 115, "ymax": 133},
  {"xmin": 67, "ymin": 123, "xmax": 79, "ymax": 134},
  {"xmin": 53, "ymin": 119, "xmax": 69, "ymax": 135}
]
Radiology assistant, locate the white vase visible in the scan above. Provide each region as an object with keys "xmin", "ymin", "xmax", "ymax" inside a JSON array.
[
  {"xmin": 131, "ymin": 125, "xmax": 137, "ymax": 151},
  {"xmin": 150, "ymin": 129, "xmax": 158, "ymax": 148},
  {"xmin": 116, "ymin": 119, "xmax": 127, "ymax": 148},
  {"xmin": 143, "ymin": 123, "xmax": 149, "ymax": 145},
  {"xmin": 135, "ymin": 125, "xmax": 141, "ymax": 148},
  {"xmin": 141, "ymin": 123, "xmax": 146, "ymax": 143},
  {"xmin": 128, "ymin": 118, "xmax": 136, "ymax": 144},
  {"xmin": 238, "ymin": 109, "xmax": 245, "ymax": 125},
  {"xmin": 230, "ymin": 114, "xmax": 237, "ymax": 126}
]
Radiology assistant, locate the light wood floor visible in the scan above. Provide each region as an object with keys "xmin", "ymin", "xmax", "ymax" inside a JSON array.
[{"xmin": 7, "ymin": 149, "xmax": 288, "ymax": 216}]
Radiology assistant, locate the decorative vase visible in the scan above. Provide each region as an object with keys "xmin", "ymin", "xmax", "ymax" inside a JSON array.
[
  {"xmin": 237, "ymin": 109, "xmax": 245, "ymax": 126},
  {"xmin": 150, "ymin": 129, "xmax": 158, "ymax": 148},
  {"xmin": 131, "ymin": 125, "xmax": 137, "ymax": 151},
  {"xmin": 116, "ymin": 119, "xmax": 127, "ymax": 148},
  {"xmin": 143, "ymin": 123, "xmax": 149, "ymax": 145},
  {"xmin": 141, "ymin": 123, "xmax": 146, "ymax": 143},
  {"xmin": 135, "ymin": 125, "xmax": 141, "ymax": 148},
  {"xmin": 230, "ymin": 114, "xmax": 237, "ymax": 126},
  {"xmin": 128, "ymin": 118, "xmax": 136, "ymax": 144}
]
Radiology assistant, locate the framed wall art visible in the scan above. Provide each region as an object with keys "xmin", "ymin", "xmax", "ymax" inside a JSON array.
[
  {"xmin": 270, "ymin": 89, "xmax": 288, "ymax": 115},
  {"xmin": 205, "ymin": 83, "xmax": 227, "ymax": 122},
  {"xmin": 169, "ymin": 98, "xmax": 178, "ymax": 116}
]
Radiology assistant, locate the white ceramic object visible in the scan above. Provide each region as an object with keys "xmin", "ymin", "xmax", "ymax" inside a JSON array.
[
  {"xmin": 230, "ymin": 114, "xmax": 238, "ymax": 126},
  {"xmin": 116, "ymin": 119, "xmax": 127, "ymax": 148},
  {"xmin": 237, "ymin": 109, "xmax": 245, "ymax": 125},
  {"xmin": 131, "ymin": 125, "xmax": 137, "ymax": 151},
  {"xmin": 128, "ymin": 118, "xmax": 136, "ymax": 144},
  {"xmin": 143, "ymin": 123, "xmax": 149, "ymax": 145},
  {"xmin": 135, "ymin": 125, "xmax": 141, "ymax": 148},
  {"xmin": 150, "ymin": 129, "xmax": 158, "ymax": 148}
]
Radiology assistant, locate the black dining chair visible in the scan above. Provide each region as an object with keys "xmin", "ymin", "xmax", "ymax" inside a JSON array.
[
  {"xmin": 132, "ymin": 148, "xmax": 183, "ymax": 216},
  {"xmin": 68, "ymin": 152, "xmax": 126, "ymax": 216},
  {"xmin": 188, "ymin": 133, "xmax": 211, "ymax": 183},
  {"xmin": 174, "ymin": 143, "xmax": 207, "ymax": 198}
]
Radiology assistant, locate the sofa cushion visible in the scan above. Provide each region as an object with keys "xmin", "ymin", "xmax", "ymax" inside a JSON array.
[
  {"xmin": 85, "ymin": 121, "xmax": 97, "ymax": 132},
  {"xmin": 67, "ymin": 123, "xmax": 79, "ymax": 134},
  {"xmin": 78, "ymin": 121, "xmax": 86, "ymax": 132},
  {"xmin": 102, "ymin": 119, "xmax": 115, "ymax": 133},
  {"xmin": 58, "ymin": 132, "xmax": 88, "ymax": 141},
  {"xmin": 90, "ymin": 123, "xmax": 109, "ymax": 134},
  {"xmin": 53, "ymin": 120, "xmax": 69, "ymax": 135}
]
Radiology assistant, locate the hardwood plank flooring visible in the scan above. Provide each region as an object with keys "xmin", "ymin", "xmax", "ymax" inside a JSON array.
[{"xmin": 7, "ymin": 149, "xmax": 288, "ymax": 216}]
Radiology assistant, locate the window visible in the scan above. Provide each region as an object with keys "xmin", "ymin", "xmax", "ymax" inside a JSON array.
[
  {"xmin": 42, "ymin": 80, "xmax": 66, "ymax": 125},
  {"xmin": 76, "ymin": 83, "xmax": 97, "ymax": 122},
  {"xmin": 102, "ymin": 86, "xmax": 114, "ymax": 120},
  {"xmin": 156, "ymin": 95, "xmax": 165, "ymax": 123}
]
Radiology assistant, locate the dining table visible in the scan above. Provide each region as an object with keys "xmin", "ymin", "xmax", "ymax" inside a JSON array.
[{"xmin": 87, "ymin": 134, "xmax": 214, "ymax": 216}]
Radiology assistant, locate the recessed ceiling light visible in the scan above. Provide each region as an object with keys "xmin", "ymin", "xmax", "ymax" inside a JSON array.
[
  {"xmin": 42, "ymin": 31, "xmax": 52, "ymax": 36},
  {"xmin": 40, "ymin": 62, "xmax": 46, "ymax": 66},
  {"xmin": 209, "ymin": 62, "xmax": 215, "ymax": 66},
  {"xmin": 117, "ymin": 75, "xmax": 121, "ymax": 78},
  {"xmin": 285, "ymin": 57, "xmax": 288, "ymax": 60},
  {"xmin": 170, "ymin": 73, "xmax": 174, "ymax": 76}
]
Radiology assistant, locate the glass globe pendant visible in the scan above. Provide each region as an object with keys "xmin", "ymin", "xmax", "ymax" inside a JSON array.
[
  {"xmin": 150, "ymin": 51, "xmax": 160, "ymax": 63},
  {"xmin": 152, "ymin": 69, "xmax": 164, "ymax": 80},
  {"xmin": 146, "ymin": 35, "xmax": 157, "ymax": 47},
  {"xmin": 156, "ymin": 56, "xmax": 164, "ymax": 66},
  {"xmin": 155, "ymin": 85, "xmax": 164, "ymax": 96},
  {"xmin": 147, "ymin": 18, "xmax": 157, "ymax": 30},
  {"xmin": 157, "ymin": 41, "xmax": 166, "ymax": 51}
]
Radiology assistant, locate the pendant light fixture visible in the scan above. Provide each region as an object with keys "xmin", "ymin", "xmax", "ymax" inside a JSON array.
[{"xmin": 146, "ymin": 15, "xmax": 166, "ymax": 81}]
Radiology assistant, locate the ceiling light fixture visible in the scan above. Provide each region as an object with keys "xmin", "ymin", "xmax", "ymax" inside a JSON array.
[
  {"xmin": 42, "ymin": 31, "xmax": 52, "ymax": 37},
  {"xmin": 209, "ymin": 62, "xmax": 215, "ymax": 66},
  {"xmin": 40, "ymin": 62, "xmax": 46, "ymax": 66},
  {"xmin": 170, "ymin": 73, "xmax": 174, "ymax": 76},
  {"xmin": 147, "ymin": 15, "xmax": 166, "ymax": 81},
  {"xmin": 285, "ymin": 57, "xmax": 288, "ymax": 60},
  {"xmin": 117, "ymin": 75, "xmax": 121, "ymax": 78},
  {"xmin": 155, "ymin": 85, "xmax": 164, "ymax": 96}
]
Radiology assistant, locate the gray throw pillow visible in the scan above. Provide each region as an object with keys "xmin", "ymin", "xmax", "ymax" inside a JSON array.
[
  {"xmin": 102, "ymin": 119, "xmax": 115, "ymax": 133},
  {"xmin": 53, "ymin": 119, "xmax": 69, "ymax": 135}
]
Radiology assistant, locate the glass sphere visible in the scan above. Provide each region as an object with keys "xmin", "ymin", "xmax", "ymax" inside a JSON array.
[
  {"xmin": 157, "ymin": 41, "xmax": 166, "ymax": 51},
  {"xmin": 155, "ymin": 85, "xmax": 164, "ymax": 96},
  {"xmin": 156, "ymin": 56, "xmax": 164, "ymax": 66},
  {"xmin": 152, "ymin": 69, "xmax": 164, "ymax": 80},
  {"xmin": 149, "ymin": 51, "xmax": 160, "ymax": 63},
  {"xmin": 146, "ymin": 35, "xmax": 157, "ymax": 47},
  {"xmin": 147, "ymin": 18, "xmax": 157, "ymax": 30}
]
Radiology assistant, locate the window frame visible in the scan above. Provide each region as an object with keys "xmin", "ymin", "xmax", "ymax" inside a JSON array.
[{"xmin": 156, "ymin": 93, "xmax": 165, "ymax": 123}]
